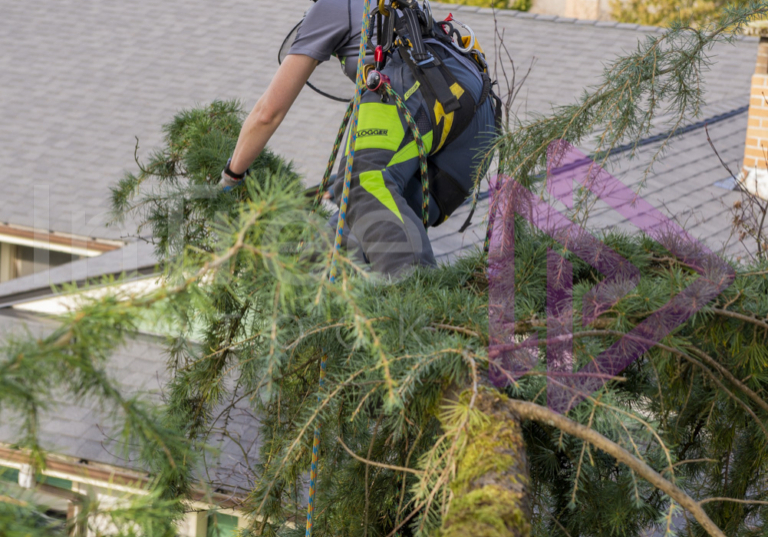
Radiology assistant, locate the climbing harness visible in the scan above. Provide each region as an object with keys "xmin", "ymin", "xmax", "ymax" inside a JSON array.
[
  {"xmin": 306, "ymin": 2, "xmax": 495, "ymax": 535},
  {"xmin": 312, "ymin": 66, "xmax": 430, "ymax": 227},
  {"xmin": 312, "ymin": 0, "xmax": 497, "ymax": 225},
  {"xmin": 374, "ymin": 1, "xmax": 498, "ymax": 226}
]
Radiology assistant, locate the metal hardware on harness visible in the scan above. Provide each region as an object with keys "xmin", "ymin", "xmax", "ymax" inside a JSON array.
[
  {"xmin": 378, "ymin": 0, "xmax": 417, "ymax": 16},
  {"xmin": 370, "ymin": 5, "xmax": 396, "ymax": 56},
  {"xmin": 422, "ymin": 0, "xmax": 433, "ymax": 26},
  {"xmin": 440, "ymin": 14, "xmax": 476, "ymax": 54},
  {"xmin": 408, "ymin": 47, "xmax": 434, "ymax": 66},
  {"xmin": 374, "ymin": 45, "xmax": 386, "ymax": 71},
  {"xmin": 366, "ymin": 69, "xmax": 390, "ymax": 93}
]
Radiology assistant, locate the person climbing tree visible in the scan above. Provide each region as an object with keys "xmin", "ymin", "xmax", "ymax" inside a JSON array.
[{"xmin": 220, "ymin": 0, "xmax": 497, "ymax": 276}]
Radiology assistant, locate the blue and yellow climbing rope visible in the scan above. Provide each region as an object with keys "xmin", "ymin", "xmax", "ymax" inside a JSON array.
[
  {"xmin": 306, "ymin": 2, "xmax": 371, "ymax": 536},
  {"xmin": 329, "ymin": 0, "xmax": 373, "ymax": 285},
  {"xmin": 306, "ymin": 2, "xmax": 431, "ymax": 535},
  {"xmin": 305, "ymin": 355, "xmax": 327, "ymax": 537}
]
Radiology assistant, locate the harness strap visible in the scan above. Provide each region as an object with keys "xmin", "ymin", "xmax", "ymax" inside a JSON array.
[
  {"xmin": 398, "ymin": 43, "xmax": 462, "ymax": 116},
  {"xmin": 400, "ymin": 8, "xmax": 430, "ymax": 63},
  {"xmin": 458, "ymin": 86, "xmax": 503, "ymax": 234},
  {"xmin": 423, "ymin": 57, "xmax": 463, "ymax": 113},
  {"xmin": 393, "ymin": 11, "xmax": 462, "ymax": 113},
  {"xmin": 475, "ymin": 73, "xmax": 492, "ymax": 114}
]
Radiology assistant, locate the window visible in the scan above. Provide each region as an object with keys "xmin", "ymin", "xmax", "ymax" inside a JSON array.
[
  {"xmin": 206, "ymin": 512, "xmax": 239, "ymax": 537},
  {"xmin": 0, "ymin": 225, "xmax": 123, "ymax": 284},
  {"xmin": 0, "ymin": 243, "xmax": 81, "ymax": 283},
  {"xmin": 0, "ymin": 466, "xmax": 19, "ymax": 483}
]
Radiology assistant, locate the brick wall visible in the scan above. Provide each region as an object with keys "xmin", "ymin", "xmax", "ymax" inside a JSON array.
[{"xmin": 741, "ymin": 37, "xmax": 768, "ymax": 199}]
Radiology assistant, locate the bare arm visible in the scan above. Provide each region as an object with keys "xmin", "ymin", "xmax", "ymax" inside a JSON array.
[{"xmin": 229, "ymin": 54, "xmax": 318, "ymax": 174}]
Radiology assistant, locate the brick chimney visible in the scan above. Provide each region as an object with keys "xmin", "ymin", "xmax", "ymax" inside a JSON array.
[{"xmin": 741, "ymin": 22, "xmax": 768, "ymax": 199}]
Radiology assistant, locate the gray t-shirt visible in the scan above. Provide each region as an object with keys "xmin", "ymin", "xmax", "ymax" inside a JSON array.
[
  {"xmin": 288, "ymin": 0, "xmax": 370, "ymax": 82},
  {"xmin": 287, "ymin": 2, "xmax": 481, "ymax": 86}
]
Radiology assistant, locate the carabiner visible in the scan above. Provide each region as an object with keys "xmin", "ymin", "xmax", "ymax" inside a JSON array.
[
  {"xmin": 422, "ymin": 0, "xmax": 433, "ymax": 24},
  {"xmin": 443, "ymin": 14, "xmax": 475, "ymax": 54}
]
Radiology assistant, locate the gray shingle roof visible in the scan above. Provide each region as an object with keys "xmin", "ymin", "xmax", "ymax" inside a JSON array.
[
  {"xmin": 432, "ymin": 98, "xmax": 754, "ymax": 263},
  {"xmin": 0, "ymin": 310, "xmax": 169, "ymax": 468},
  {"xmin": 0, "ymin": 309, "xmax": 260, "ymax": 496},
  {"xmin": 588, "ymin": 98, "xmax": 752, "ymax": 260},
  {"xmin": 0, "ymin": 0, "xmax": 757, "ymax": 242},
  {"xmin": 0, "ymin": 0, "xmax": 763, "ymax": 499}
]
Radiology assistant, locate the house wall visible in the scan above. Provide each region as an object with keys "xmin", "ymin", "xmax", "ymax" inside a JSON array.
[
  {"xmin": 0, "ymin": 244, "xmax": 14, "ymax": 283},
  {"xmin": 0, "ymin": 239, "xmax": 92, "ymax": 284},
  {"xmin": 0, "ymin": 456, "xmax": 250, "ymax": 537}
]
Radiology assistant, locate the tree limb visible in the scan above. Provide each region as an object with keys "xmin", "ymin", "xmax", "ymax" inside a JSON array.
[
  {"xmin": 699, "ymin": 497, "xmax": 768, "ymax": 506},
  {"xmin": 711, "ymin": 308, "xmax": 768, "ymax": 331},
  {"xmin": 504, "ymin": 399, "xmax": 726, "ymax": 537},
  {"xmin": 337, "ymin": 436, "xmax": 424, "ymax": 476}
]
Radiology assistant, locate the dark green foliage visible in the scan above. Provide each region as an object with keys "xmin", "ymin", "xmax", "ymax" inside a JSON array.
[
  {"xmin": 110, "ymin": 99, "xmax": 300, "ymax": 258},
  {"xmin": 3, "ymin": 5, "xmax": 768, "ymax": 537},
  {"xmin": 0, "ymin": 492, "xmax": 65, "ymax": 537}
]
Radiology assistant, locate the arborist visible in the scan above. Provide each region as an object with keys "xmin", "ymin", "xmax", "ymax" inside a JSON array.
[{"xmin": 220, "ymin": 0, "xmax": 498, "ymax": 276}]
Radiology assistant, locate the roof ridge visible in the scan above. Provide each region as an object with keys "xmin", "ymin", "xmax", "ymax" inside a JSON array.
[
  {"xmin": 605, "ymin": 103, "xmax": 749, "ymax": 158},
  {"xmin": 542, "ymin": 103, "xmax": 751, "ymax": 174},
  {"xmin": 428, "ymin": 3, "xmax": 756, "ymax": 40},
  {"xmin": 468, "ymin": 102, "xmax": 749, "ymax": 203}
]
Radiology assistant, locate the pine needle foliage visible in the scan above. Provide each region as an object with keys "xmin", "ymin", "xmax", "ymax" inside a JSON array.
[
  {"xmin": 0, "ymin": 285, "xmax": 197, "ymax": 536},
  {"xmin": 110, "ymin": 99, "xmax": 299, "ymax": 258},
  {"xmin": 105, "ymin": 91, "xmax": 767, "ymax": 535},
  {"xmin": 2, "ymin": 5, "xmax": 768, "ymax": 537}
]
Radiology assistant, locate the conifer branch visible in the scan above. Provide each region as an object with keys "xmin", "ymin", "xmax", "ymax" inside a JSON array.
[
  {"xmin": 505, "ymin": 399, "xmax": 727, "ymax": 537},
  {"xmin": 710, "ymin": 308, "xmax": 768, "ymax": 331},
  {"xmin": 699, "ymin": 497, "xmax": 768, "ymax": 506},
  {"xmin": 336, "ymin": 436, "xmax": 424, "ymax": 476}
]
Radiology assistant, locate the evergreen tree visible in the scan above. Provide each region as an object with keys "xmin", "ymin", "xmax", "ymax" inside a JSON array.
[{"xmin": 2, "ymin": 3, "xmax": 768, "ymax": 536}]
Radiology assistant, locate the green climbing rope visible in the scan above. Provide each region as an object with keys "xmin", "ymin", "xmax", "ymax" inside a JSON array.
[
  {"xmin": 312, "ymin": 100, "xmax": 354, "ymax": 211},
  {"xmin": 382, "ymin": 83, "xmax": 430, "ymax": 227}
]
